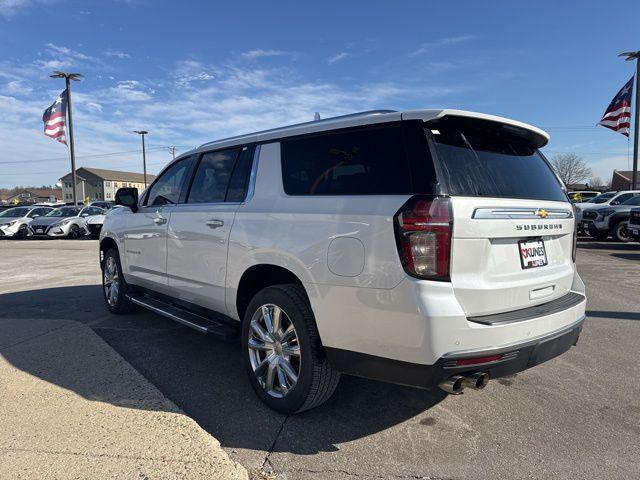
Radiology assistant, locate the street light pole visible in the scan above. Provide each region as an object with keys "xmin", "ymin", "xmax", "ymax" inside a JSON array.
[
  {"xmin": 133, "ymin": 130, "xmax": 149, "ymax": 188},
  {"xmin": 50, "ymin": 71, "xmax": 82, "ymax": 205},
  {"xmin": 620, "ymin": 51, "xmax": 640, "ymax": 189}
]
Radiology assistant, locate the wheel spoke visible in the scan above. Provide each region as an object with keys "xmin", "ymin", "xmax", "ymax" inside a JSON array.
[
  {"xmin": 271, "ymin": 305, "xmax": 282, "ymax": 337},
  {"xmin": 250, "ymin": 321, "xmax": 270, "ymax": 342},
  {"xmin": 254, "ymin": 355, "xmax": 271, "ymax": 378},
  {"xmin": 281, "ymin": 324, "xmax": 296, "ymax": 343},
  {"xmin": 248, "ymin": 338, "xmax": 272, "ymax": 352},
  {"xmin": 282, "ymin": 344, "xmax": 300, "ymax": 357},
  {"xmin": 279, "ymin": 358, "xmax": 299, "ymax": 384},
  {"xmin": 264, "ymin": 361, "xmax": 277, "ymax": 391},
  {"xmin": 276, "ymin": 363, "xmax": 289, "ymax": 394},
  {"xmin": 261, "ymin": 305, "xmax": 273, "ymax": 333}
]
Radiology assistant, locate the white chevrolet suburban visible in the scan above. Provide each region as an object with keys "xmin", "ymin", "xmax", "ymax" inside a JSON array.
[{"xmin": 99, "ymin": 109, "xmax": 586, "ymax": 413}]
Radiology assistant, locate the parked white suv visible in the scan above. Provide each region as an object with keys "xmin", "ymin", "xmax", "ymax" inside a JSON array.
[{"xmin": 99, "ymin": 109, "xmax": 586, "ymax": 413}]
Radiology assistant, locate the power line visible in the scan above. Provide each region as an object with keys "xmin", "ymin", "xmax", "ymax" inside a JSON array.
[{"xmin": 0, "ymin": 146, "xmax": 172, "ymax": 165}]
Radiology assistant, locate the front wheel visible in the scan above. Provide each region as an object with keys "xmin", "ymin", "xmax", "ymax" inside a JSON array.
[
  {"xmin": 613, "ymin": 221, "xmax": 632, "ymax": 242},
  {"xmin": 242, "ymin": 284, "xmax": 340, "ymax": 414},
  {"xmin": 68, "ymin": 224, "xmax": 80, "ymax": 239},
  {"xmin": 102, "ymin": 248, "xmax": 135, "ymax": 314}
]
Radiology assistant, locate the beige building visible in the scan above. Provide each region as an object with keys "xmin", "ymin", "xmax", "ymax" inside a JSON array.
[{"xmin": 59, "ymin": 167, "xmax": 156, "ymax": 203}]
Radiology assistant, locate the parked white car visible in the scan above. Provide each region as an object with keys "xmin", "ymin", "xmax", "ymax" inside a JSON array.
[
  {"xmin": 100, "ymin": 109, "xmax": 586, "ymax": 413},
  {"xmin": 86, "ymin": 205, "xmax": 123, "ymax": 238},
  {"xmin": 0, "ymin": 205, "xmax": 53, "ymax": 238},
  {"xmin": 29, "ymin": 205, "xmax": 105, "ymax": 238}
]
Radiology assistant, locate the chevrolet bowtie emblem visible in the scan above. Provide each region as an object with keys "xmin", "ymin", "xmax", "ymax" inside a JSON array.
[{"xmin": 536, "ymin": 209, "xmax": 549, "ymax": 219}]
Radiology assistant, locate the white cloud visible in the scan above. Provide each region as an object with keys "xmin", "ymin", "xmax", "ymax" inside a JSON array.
[
  {"xmin": 174, "ymin": 60, "xmax": 217, "ymax": 88},
  {"xmin": 44, "ymin": 43, "xmax": 96, "ymax": 62},
  {"xmin": 240, "ymin": 49, "xmax": 298, "ymax": 60},
  {"xmin": 0, "ymin": 0, "xmax": 33, "ymax": 17},
  {"xmin": 409, "ymin": 35, "xmax": 478, "ymax": 57},
  {"xmin": 2, "ymin": 80, "xmax": 32, "ymax": 95},
  {"xmin": 327, "ymin": 52, "xmax": 350, "ymax": 64},
  {"xmin": 109, "ymin": 80, "xmax": 154, "ymax": 101},
  {"xmin": 105, "ymin": 50, "xmax": 130, "ymax": 59}
]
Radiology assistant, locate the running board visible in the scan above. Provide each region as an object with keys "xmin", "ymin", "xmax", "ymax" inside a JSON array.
[{"xmin": 127, "ymin": 294, "xmax": 238, "ymax": 340}]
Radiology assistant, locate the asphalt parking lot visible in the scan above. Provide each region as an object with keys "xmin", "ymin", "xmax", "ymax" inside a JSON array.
[{"xmin": 1, "ymin": 239, "xmax": 639, "ymax": 479}]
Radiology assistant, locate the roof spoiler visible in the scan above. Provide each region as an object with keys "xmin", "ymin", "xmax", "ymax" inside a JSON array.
[{"xmin": 402, "ymin": 109, "xmax": 550, "ymax": 148}]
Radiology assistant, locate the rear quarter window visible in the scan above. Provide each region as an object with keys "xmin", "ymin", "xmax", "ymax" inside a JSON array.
[{"xmin": 280, "ymin": 124, "xmax": 416, "ymax": 195}]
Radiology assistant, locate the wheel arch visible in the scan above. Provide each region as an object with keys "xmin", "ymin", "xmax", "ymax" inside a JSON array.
[
  {"xmin": 99, "ymin": 236, "xmax": 119, "ymax": 269},
  {"xmin": 234, "ymin": 264, "xmax": 310, "ymax": 324}
]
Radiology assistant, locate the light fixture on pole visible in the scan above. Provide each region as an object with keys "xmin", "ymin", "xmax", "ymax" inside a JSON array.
[
  {"xmin": 619, "ymin": 50, "xmax": 640, "ymax": 189},
  {"xmin": 50, "ymin": 71, "xmax": 83, "ymax": 205},
  {"xmin": 133, "ymin": 130, "xmax": 149, "ymax": 188}
]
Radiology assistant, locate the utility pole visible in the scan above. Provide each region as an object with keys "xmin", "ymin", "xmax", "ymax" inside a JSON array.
[
  {"xmin": 168, "ymin": 146, "xmax": 177, "ymax": 159},
  {"xmin": 50, "ymin": 71, "xmax": 82, "ymax": 205},
  {"xmin": 620, "ymin": 51, "xmax": 640, "ymax": 189},
  {"xmin": 133, "ymin": 130, "xmax": 149, "ymax": 188}
]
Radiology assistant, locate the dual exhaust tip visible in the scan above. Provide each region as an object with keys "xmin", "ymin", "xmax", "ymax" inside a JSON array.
[{"xmin": 439, "ymin": 372, "xmax": 489, "ymax": 395}]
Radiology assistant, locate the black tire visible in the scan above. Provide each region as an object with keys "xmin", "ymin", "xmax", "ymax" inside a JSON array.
[
  {"xmin": 241, "ymin": 284, "xmax": 340, "ymax": 414},
  {"xmin": 102, "ymin": 248, "xmax": 135, "ymax": 314},
  {"xmin": 68, "ymin": 224, "xmax": 80, "ymax": 239},
  {"xmin": 16, "ymin": 225, "xmax": 28, "ymax": 239},
  {"xmin": 612, "ymin": 221, "xmax": 632, "ymax": 242}
]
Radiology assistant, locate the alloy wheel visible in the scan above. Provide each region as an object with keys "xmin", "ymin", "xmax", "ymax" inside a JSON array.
[
  {"xmin": 103, "ymin": 256, "xmax": 120, "ymax": 307},
  {"xmin": 247, "ymin": 304, "xmax": 301, "ymax": 398}
]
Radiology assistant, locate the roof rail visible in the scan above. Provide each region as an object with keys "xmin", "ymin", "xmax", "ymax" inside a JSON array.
[{"xmin": 198, "ymin": 109, "xmax": 397, "ymax": 149}]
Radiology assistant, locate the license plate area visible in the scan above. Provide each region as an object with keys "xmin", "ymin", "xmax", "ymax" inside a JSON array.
[{"xmin": 518, "ymin": 237, "xmax": 548, "ymax": 269}]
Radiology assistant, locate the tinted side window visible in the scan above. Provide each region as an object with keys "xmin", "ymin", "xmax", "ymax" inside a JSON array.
[
  {"xmin": 146, "ymin": 157, "xmax": 194, "ymax": 206},
  {"xmin": 187, "ymin": 149, "xmax": 240, "ymax": 204},
  {"xmin": 281, "ymin": 124, "xmax": 413, "ymax": 195},
  {"xmin": 615, "ymin": 193, "xmax": 633, "ymax": 204},
  {"xmin": 226, "ymin": 146, "xmax": 255, "ymax": 202}
]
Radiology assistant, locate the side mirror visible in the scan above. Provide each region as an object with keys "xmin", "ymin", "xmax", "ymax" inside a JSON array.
[
  {"xmin": 115, "ymin": 188, "xmax": 139, "ymax": 212},
  {"xmin": 32, "ymin": 214, "xmax": 40, "ymax": 218},
  {"xmin": 81, "ymin": 213, "xmax": 89, "ymax": 217},
  {"xmin": 611, "ymin": 200, "xmax": 620, "ymax": 206}
]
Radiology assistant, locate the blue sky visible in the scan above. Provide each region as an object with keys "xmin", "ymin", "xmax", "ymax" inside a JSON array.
[{"xmin": 1, "ymin": 0, "xmax": 639, "ymax": 188}]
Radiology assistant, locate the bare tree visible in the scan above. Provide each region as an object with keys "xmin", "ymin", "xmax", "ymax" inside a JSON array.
[{"xmin": 550, "ymin": 154, "xmax": 592, "ymax": 186}]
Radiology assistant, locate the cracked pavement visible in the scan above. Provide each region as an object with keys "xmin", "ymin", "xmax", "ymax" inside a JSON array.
[{"xmin": 1, "ymin": 239, "xmax": 639, "ymax": 479}]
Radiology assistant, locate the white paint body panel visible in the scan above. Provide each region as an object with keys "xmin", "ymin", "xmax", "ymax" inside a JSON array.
[{"xmin": 101, "ymin": 109, "xmax": 586, "ymax": 367}]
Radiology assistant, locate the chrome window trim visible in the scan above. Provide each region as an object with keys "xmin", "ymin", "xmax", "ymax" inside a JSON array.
[
  {"xmin": 244, "ymin": 144, "xmax": 260, "ymax": 203},
  {"xmin": 472, "ymin": 207, "xmax": 573, "ymax": 219}
]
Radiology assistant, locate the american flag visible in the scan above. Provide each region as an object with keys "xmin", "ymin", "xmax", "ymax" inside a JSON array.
[
  {"xmin": 598, "ymin": 77, "xmax": 634, "ymax": 137},
  {"xmin": 42, "ymin": 89, "xmax": 68, "ymax": 145}
]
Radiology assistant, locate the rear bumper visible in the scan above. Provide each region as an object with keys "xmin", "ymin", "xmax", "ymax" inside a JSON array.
[{"xmin": 326, "ymin": 315, "xmax": 584, "ymax": 389}]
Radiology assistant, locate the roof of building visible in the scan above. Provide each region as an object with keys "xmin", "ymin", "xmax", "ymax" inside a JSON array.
[
  {"xmin": 60, "ymin": 167, "xmax": 155, "ymax": 183},
  {"xmin": 613, "ymin": 170, "xmax": 637, "ymax": 180},
  {"xmin": 190, "ymin": 109, "xmax": 549, "ymax": 157},
  {"xmin": 7, "ymin": 188, "xmax": 62, "ymax": 199}
]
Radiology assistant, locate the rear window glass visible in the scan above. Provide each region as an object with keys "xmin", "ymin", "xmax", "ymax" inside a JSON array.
[
  {"xmin": 430, "ymin": 127, "xmax": 566, "ymax": 202},
  {"xmin": 281, "ymin": 124, "xmax": 414, "ymax": 195}
]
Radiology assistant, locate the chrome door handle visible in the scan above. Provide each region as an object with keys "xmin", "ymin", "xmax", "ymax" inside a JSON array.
[
  {"xmin": 153, "ymin": 217, "xmax": 167, "ymax": 225},
  {"xmin": 205, "ymin": 219, "xmax": 224, "ymax": 229}
]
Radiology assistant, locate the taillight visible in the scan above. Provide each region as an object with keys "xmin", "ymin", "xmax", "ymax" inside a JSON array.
[{"xmin": 394, "ymin": 196, "xmax": 452, "ymax": 280}]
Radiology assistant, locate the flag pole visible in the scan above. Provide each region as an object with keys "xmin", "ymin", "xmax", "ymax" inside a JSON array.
[
  {"xmin": 65, "ymin": 75, "xmax": 78, "ymax": 205},
  {"xmin": 620, "ymin": 52, "xmax": 640, "ymax": 189},
  {"xmin": 50, "ymin": 71, "xmax": 82, "ymax": 205},
  {"xmin": 633, "ymin": 56, "xmax": 640, "ymax": 189}
]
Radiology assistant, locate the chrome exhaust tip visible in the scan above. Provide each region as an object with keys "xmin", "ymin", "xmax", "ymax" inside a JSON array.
[
  {"xmin": 438, "ymin": 375, "xmax": 465, "ymax": 395},
  {"xmin": 461, "ymin": 372, "xmax": 490, "ymax": 390}
]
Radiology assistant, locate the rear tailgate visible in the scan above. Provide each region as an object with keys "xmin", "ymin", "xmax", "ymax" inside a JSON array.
[{"xmin": 450, "ymin": 197, "xmax": 575, "ymax": 317}]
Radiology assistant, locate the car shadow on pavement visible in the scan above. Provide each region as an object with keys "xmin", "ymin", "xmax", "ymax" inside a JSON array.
[
  {"xmin": 0, "ymin": 285, "xmax": 446, "ymax": 457},
  {"xmin": 577, "ymin": 241, "xmax": 639, "ymax": 251},
  {"xmin": 587, "ymin": 310, "xmax": 640, "ymax": 321}
]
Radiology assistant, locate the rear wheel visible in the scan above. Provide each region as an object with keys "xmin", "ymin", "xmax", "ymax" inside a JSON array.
[
  {"xmin": 242, "ymin": 284, "xmax": 340, "ymax": 414},
  {"xmin": 102, "ymin": 248, "xmax": 135, "ymax": 314},
  {"xmin": 613, "ymin": 221, "xmax": 632, "ymax": 242}
]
